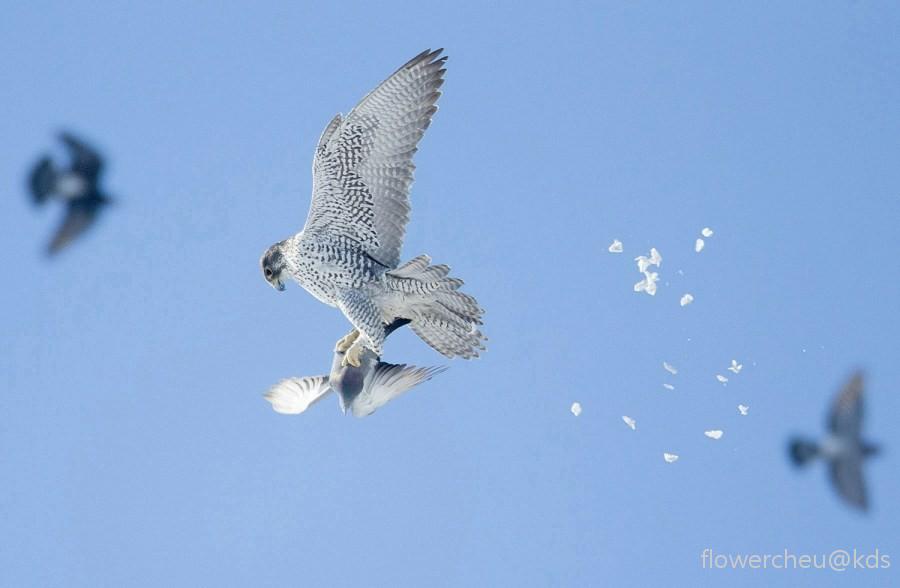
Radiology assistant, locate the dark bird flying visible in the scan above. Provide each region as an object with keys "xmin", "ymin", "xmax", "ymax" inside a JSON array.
[
  {"xmin": 29, "ymin": 132, "xmax": 111, "ymax": 255},
  {"xmin": 789, "ymin": 371, "xmax": 881, "ymax": 511}
]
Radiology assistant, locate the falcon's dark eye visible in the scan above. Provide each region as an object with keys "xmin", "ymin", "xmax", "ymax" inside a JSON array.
[{"xmin": 265, "ymin": 267, "xmax": 273, "ymax": 279}]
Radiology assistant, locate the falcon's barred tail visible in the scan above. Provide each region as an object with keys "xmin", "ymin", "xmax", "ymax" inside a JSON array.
[{"xmin": 386, "ymin": 255, "xmax": 486, "ymax": 359}]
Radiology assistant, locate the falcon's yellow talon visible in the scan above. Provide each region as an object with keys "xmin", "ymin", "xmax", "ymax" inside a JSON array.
[
  {"xmin": 341, "ymin": 343, "xmax": 364, "ymax": 368},
  {"xmin": 334, "ymin": 329, "xmax": 360, "ymax": 353}
]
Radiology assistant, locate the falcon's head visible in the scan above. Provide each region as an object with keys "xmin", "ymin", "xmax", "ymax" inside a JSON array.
[{"xmin": 260, "ymin": 242, "xmax": 287, "ymax": 291}]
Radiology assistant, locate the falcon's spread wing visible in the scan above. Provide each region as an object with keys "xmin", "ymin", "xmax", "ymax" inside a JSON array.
[
  {"xmin": 829, "ymin": 456, "xmax": 868, "ymax": 511},
  {"xmin": 264, "ymin": 376, "xmax": 332, "ymax": 414},
  {"xmin": 349, "ymin": 363, "xmax": 446, "ymax": 418},
  {"xmin": 302, "ymin": 49, "xmax": 447, "ymax": 268},
  {"xmin": 828, "ymin": 371, "xmax": 864, "ymax": 439},
  {"xmin": 60, "ymin": 132, "xmax": 103, "ymax": 183}
]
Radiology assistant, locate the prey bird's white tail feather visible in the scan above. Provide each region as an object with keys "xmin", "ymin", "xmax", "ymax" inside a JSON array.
[{"xmin": 386, "ymin": 255, "xmax": 486, "ymax": 359}]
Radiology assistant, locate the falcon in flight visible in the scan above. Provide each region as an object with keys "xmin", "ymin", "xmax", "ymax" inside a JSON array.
[
  {"xmin": 29, "ymin": 132, "xmax": 112, "ymax": 255},
  {"xmin": 789, "ymin": 371, "xmax": 881, "ymax": 511},
  {"xmin": 260, "ymin": 49, "xmax": 485, "ymax": 367}
]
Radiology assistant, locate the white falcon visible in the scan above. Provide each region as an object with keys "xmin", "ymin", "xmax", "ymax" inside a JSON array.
[{"xmin": 260, "ymin": 49, "xmax": 485, "ymax": 367}]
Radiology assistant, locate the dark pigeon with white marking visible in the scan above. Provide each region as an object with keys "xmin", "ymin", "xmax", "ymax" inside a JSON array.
[
  {"xmin": 789, "ymin": 371, "xmax": 881, "ymax": 511},
  {"xmin": 29, "ymin": 132, "xmax": 112, "ymax": 255}
]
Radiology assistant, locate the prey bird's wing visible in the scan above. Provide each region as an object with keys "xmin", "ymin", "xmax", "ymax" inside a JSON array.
[
  {"xmin": 47, "ymin": 201, "xmax": 100, "ymax": 255},
  {"xmin": 829, "ymin": 455, "xmax": 868, "ymax": 511},
  {"xmin": 828, "ymin": 371, "xmax": 864, "ymax": 439},
  {"xmin": 264, "ymin": 376, "xmax": 332, "ymax": 414},
  {"xmin": 302, "ymin": 49, "xmax": 447, "ymax": 268},
  {"xmin": 59, "ymin": 132, "xmax": 103, "ymax": 183},
  {"xmin": 349, "ymin": 363, "xmax": 446, "ymax": 418}
]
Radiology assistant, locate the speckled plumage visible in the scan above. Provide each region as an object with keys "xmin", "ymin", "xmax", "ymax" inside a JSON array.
[{"xmin": 261, "ymin": 49, "xmax": 485, "ymax": 360}]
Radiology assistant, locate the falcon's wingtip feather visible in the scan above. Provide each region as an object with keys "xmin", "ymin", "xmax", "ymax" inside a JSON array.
[{"xmin": 401, "ymin": 48, "xmax": 448, "ymax": 72}]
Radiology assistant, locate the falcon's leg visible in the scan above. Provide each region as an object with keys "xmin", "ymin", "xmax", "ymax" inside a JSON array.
[
  {"xmin": 336, "ymin": 289, "xmax": 385, "ymax": 368},
  {"xmin": 334, "ymin": 329, "xmax": 360, "ymax": 353}
]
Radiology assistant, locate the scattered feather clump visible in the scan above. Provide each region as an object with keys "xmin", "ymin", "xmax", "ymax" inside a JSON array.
[
  {"xmin": 634, "ymin": 272, "xmax": 659, "ymax": 296},
  {"xmin": 635, "ymin": 248, "xmax": 662, "ymax": 272},
  {"xmin": 631, "ymin": 248, "xmax": 662, "ymax": 296},
  {"xmin": 602, "ymin": 228, "xmax": 757, "ymax": 464},
  {"xmin": 570, "ymin": 402, "xmax": 582, "ymax": 417},
  {"xmin": 695, "ymin": 228, "xmax": 714, "ymax": 252}
]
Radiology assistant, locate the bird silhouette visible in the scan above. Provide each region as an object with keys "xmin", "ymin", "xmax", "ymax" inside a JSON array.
[
  {"xmin": 29, "ymin": 132, "xmax": 112, "ymax": 255},
  {"xmin": 789, "ymin": 371, "xmax": 880, "ymax": 511}
]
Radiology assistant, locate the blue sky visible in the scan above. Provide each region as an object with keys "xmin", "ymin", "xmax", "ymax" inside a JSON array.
[{"xmin": 1, "ymin": 2, "xmax": 898, "ymax": 586}]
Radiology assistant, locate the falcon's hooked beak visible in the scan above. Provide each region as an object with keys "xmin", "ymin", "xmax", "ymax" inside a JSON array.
[{"xmin": 260, "ymin": 243, "xmax": 287, "ymax": 292}]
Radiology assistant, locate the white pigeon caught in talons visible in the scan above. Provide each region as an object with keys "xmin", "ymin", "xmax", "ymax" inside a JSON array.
[
  {"xmin": 264, "ymin": 322, "xmax": 445, "ymax": 418},
  {"xmin": 608, "ymin": 239, "xmax": 623, "ymax": 253}
]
